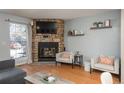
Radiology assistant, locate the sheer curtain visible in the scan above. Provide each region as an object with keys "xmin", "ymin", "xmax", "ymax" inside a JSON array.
[{"xmin": 27, "ymin": 24, "xmax": 32, "ymax": 64}]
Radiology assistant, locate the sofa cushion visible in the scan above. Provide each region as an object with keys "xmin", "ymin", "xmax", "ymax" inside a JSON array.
[
  {"xmin": 0, "ymin": 59, "xmax": 15, "ymax": 70},
  {"xmin": 94, "ymin": 63, "xmax": 114, "ymax": 71},
  {"xmin": 0, "ymin": 68, "xmax": 26, "ymax": 84}
]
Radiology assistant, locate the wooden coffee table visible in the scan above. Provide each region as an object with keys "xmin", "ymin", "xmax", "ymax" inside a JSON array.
[{"xmin": 24, "ymin": 72, "xmax": 74, "ymax": 84}]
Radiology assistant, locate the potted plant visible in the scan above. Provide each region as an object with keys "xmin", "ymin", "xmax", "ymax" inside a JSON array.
[{"xmin": 93, "ymin": 22, "xmax": 98, "ymax": 27}]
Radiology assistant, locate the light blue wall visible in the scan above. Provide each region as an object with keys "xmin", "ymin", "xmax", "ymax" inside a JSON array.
[{"xmin": 64, "ymin": 10, "xmax": 121, "ymax": 60}]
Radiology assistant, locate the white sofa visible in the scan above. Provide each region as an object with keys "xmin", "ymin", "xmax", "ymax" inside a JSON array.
[
  {"xmin": 56, "ymin": 52, "xmax": 74, "ymax": 68},
  {"xmin": 91, "ymin": 57, "xmax": 120, "ymax": 75}
]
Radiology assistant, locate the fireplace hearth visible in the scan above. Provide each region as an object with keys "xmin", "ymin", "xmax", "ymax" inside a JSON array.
[{"xmin": 38, "ymin": 42, "xmax": 58, "ymax": 61}]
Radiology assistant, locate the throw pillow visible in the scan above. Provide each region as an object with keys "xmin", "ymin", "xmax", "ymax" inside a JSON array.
[{"xmin": 99, "ymin": 56, "xmax": 114, "ymax": 65}]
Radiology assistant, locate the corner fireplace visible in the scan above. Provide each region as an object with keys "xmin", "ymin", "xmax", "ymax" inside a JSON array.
[{"xmin": 38, "ymin": 42, "xmax": 58, "ymax": 61}]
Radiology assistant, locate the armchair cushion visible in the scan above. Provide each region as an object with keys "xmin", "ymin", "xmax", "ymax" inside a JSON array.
[
  {"xmin": 58, "ymin": 58, "xmax": 70, "ymax": 63},
  {"xmin": 94, "ymin": 63, "xmax": 114, "ymax": 71}
]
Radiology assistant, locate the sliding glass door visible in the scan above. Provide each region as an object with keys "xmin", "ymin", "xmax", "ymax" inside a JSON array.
[{"xmin": 9, "ymin": 23, "xmax": 28, "ymax": 65}]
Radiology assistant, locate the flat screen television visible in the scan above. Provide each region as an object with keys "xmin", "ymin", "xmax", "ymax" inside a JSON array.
[{"xmin": 36, "ymin": 21, "xmax": 57, "ymax": 34}]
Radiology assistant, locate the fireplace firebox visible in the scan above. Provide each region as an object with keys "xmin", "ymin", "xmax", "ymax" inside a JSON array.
[{"xmin": 38, "ymin": 42, "xmax": 58, "ymax": 61}]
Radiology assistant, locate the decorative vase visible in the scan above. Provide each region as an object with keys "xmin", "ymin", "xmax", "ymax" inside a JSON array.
[{"xmin": 104, "ymin": 20, "xmax": 111, "ymax": 27}]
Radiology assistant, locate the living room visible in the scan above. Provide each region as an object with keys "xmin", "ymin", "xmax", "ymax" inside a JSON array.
[{"xmin": 0, "ymin": 9, "xmax": 124, "ymax": 84}]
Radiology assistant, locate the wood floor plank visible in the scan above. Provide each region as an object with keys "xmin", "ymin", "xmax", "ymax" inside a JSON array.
[{"xmin": 19, "ymin": 63, "xmax": 119, "ymax": 84}]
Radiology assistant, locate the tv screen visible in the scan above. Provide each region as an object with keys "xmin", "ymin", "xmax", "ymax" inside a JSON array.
[{"xmin": 36, "ymin": 21, "xmax": 57, "ymax": 34}]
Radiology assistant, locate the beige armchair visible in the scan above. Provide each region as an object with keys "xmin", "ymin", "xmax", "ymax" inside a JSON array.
[
  {"xmin": 91, "ymin": 57, "xmax": 120, "ymax": 75},
  {"xmin": 56, "ymin": 52, "xmax": 74, "ymax": 68}
]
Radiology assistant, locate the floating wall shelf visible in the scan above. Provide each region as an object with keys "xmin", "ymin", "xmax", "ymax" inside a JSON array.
[
  {"xmin": 68, "ymin": 34, "xmax": 85, "ymax": 36},
  {"xmin": 90, "ymin": 19, "xmax": 112, "ymax": 30},
  {"xmin": 90, "ymin": 26, "xmax": 112, "ymax": 30}
]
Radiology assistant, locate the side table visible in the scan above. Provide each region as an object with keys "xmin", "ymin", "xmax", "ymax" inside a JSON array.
[{"xmin": 74, "ymin": 54, "xmax": 83, "ymax": 68}]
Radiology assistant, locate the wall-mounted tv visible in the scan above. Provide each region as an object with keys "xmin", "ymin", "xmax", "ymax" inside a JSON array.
[{"xmin": 36, "ymin": 21, "xmax": 57, "ymax": 34}]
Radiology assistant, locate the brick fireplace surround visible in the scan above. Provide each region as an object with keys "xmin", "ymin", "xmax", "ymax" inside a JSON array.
[{"xmin": 32, "ymin": 19, "xmax": 64, "ymax": 62}]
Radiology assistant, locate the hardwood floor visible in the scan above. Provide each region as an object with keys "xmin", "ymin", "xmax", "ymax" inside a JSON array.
[{"xmin": 19, "ymin": 63, "xmax": 119, "ymax": 84}]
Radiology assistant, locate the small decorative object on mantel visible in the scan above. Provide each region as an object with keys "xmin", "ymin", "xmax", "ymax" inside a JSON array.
[
  {"xmin": 90, "ymin": 19, "xmax": 112, "ymax": 30},
  {"xmin": 68, "ymin": 30, "xmax": 85, "ymax": 36}
]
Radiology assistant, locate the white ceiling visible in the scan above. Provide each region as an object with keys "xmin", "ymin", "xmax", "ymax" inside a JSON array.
[{"xmin": 0, "ymin": 9, "xmax": 118, "ymax": 20}]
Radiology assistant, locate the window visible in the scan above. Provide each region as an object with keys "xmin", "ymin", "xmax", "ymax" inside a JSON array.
[{"xmin": 9, "ymin": 23, "xmax": 28, "ymax": 59}]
